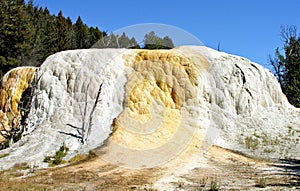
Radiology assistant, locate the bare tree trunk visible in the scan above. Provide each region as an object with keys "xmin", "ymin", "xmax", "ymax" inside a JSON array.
[
  {"xmin": 85, "ymin": 83, "xmax": 103, "ymax": 143},
  {"xmin": 62, "ymin": 82, "xmax": 103, "ymax": 144}
]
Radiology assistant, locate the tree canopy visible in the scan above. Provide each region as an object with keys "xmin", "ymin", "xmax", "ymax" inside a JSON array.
[{"xmin": 0, "ymin": 0, "xmax": 106, "ymax": 77}]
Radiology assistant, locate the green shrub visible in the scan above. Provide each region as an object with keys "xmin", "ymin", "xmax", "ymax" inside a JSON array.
[
  {"xmin": 245, "ymin": 136, "xmax": 259, "ymax": 150},
  {"xmin": 43, "ymin": 144, "xmax": 69, "ymax": 166}
]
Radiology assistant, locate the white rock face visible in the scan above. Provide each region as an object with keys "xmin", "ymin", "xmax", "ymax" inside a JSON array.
[
  {"xmin": 189, "ymin": 46, "xmax": 299, "ymax": 159},
  {"xmin": 0, "ymin": 46, "xmax": 299, "ymax": 169}
]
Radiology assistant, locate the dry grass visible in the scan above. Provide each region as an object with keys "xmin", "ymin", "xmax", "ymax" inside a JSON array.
[
  {"xmin": 0, "ymin": 171, "xmax": 49, "ymax": 191},
  {"xmin": 0, "ymin": 146, "xmax": 299, "ymax": 191},
  {"xmin": 68, "ymin": 150, "xmax": 97, "ymax": 164},
  {"xmin": 0, "ymin": 157, "xmax": 162, "ymax": 191}
]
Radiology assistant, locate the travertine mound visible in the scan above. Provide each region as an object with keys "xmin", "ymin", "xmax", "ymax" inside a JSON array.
[{"xmin": 0, "ymin": 46, "xmax": 298, "ymax": 169}]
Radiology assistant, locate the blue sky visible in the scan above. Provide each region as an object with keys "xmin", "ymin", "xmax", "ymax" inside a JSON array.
[{"xmin": 28, "ymin": 0, "xmax": 300, "ymax": 70}]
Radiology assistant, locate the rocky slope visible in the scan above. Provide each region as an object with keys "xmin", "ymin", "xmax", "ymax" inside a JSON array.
[{"xmin": 0, "ymin": 46, "xmax": 299, "ymax": 170}]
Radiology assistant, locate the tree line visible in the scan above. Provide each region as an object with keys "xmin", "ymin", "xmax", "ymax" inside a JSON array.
[{"xmin": 0, "ymin": 0, "xmax": 174, "ymax": 78}]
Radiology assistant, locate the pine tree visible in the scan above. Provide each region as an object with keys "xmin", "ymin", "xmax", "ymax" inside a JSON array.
[
  {"xmin": 87, "ymin": 26, "xmax": 104, "ymax": 48},
  {"xmin": 43, "ymin": 12, "xmax": 59, "ymax": 56},
  {"xmin": 26, "ymin": 4, "xmax": 45, "ymax": 66},
  {"xmin": 67, "ymin": 17, "xmax": 77, "ymax": 49},
  {"xmin": 163, "ymin": 36, "xmax": 174, "ymax": 49},
  {"xmin": 74, "ymin": 16, "xmax": 89, "ymax": 49},
  {"xmin": 144, "ymin": 31, "xmax": 164, "ymax": 49},
  {"xmin": 56, "ymin": 11, "xmax": 70, "ymax": 51},
  {"xmin": 269, "ymin": 26, "xmax": 300, "ymax": 107},
  {"xmin": 129, "ymin": 37, "xmax": 140, "ymax": 49},
  {"xmin": 143, "ymin": 31, "xmax": 174, "ymax": 49}
]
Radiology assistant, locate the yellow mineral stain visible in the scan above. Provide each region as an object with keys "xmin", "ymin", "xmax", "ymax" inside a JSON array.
[
  {"xmin": 0, "ymin": 67, "xmax": 36, "ymax": 143},
  {"xmin": 112, "ymin": 49, "xmax": 208, "ymax": 151},
  {"xmin": 127, "ymin": 80, "xmax": 175, "ymax": 117}
]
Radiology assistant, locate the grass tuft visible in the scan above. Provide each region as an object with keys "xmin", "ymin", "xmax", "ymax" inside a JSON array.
[
  {"xmin": 256, "ymin": 177, "xmax": 267, "ymax": 188},
  {"xmin": 209, "ymin": 179, "xmax": 220, "ymax": 191},
  {"xmin": 0, "ymin": 153, "xmax": 9, "ymax": 159}
]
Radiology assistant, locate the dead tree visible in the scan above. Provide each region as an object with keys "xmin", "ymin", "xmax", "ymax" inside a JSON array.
[
  {"xmin": 62, "ymin": 83, "xmax": 103, "ymax": 144},
  {"xmin": 19, "ymin": 69, "xmax": 44, "ymax": 133}
]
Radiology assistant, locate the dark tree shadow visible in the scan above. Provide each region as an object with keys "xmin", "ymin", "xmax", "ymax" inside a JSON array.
[{"xmin": 266, "ymin": 159, "xmax": 300, "ymax": 187}]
